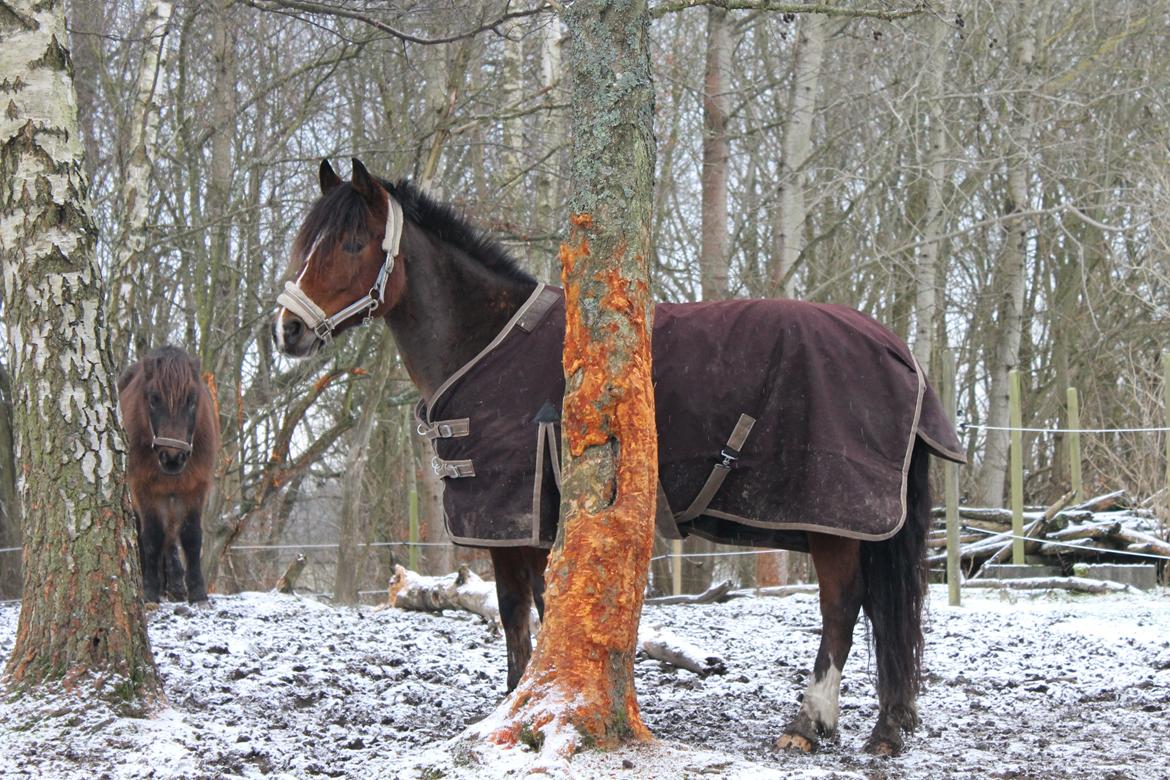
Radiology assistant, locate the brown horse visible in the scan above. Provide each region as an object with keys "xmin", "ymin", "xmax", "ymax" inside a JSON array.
[
  {"xmin": 272, "ymin": 159, "xmax": 965, "ymax": 756},
  {"xmin": 119, "ymin": 346, "xmax": 219, "ymax": 604}
]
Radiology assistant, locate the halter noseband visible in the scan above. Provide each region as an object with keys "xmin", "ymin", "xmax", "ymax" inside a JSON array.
[{"xmin": 276, "ymin": 195, "xmax": 404, "ymax": 343}]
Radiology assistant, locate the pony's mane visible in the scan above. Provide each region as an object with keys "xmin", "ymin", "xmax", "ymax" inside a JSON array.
[
  {"xmin": 295, "ymin": 174, "xmax": 536, "ymax": 286},
  {"xmin": 144, "ymin": 345, "xmax": 199, "ymax": 411}
]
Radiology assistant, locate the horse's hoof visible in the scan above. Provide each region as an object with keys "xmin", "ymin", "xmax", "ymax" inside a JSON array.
[
  {"xmin": 863, "ymin": 737, "xmax": 901, "ymax": 757},
  {"xmin": 191, "ymin": 598, "xmax": 212, "ymax": 610},
  {"xmin": 775, "ymin": 733, "xmax": 815, "ymax": 753}
]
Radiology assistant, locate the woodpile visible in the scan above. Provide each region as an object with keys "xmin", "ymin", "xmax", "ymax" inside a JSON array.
[{"xmin": 929, "ymin": 490, "xmax": 1170, "ymax": 577}]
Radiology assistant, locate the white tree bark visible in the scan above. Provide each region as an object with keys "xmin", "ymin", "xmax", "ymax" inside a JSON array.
[
  {"xmin": 0, "ymin": 0, "xmax": 158, "ymax": 698},
  {"xmin": 771, "ymin": 9, "xmax": 827, "ymax": 297},
  {"xmin": 109, "ymin": 0, "xmax": 172, "ymax": 357},
  {"xmin": 977, "ymin": 0, "xmax": 1040, "ymax": 506},
  {"xmin": 699, "ymin": 5, "xmax": 731, "ymax": 301},
  {"xmin": 911, "ymin": 8, "xmax": 950, "ymax": 372}
]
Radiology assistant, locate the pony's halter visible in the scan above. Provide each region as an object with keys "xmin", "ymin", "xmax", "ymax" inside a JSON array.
[
  {"xmin": 150, "ymin": 420, "xmax": 194, "ymax": 454},
  {"xmin": 276, "ymin": 195, "xmax": 404, "ymax": 343}
]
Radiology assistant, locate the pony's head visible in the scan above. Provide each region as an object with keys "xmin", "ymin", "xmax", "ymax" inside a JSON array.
[
  {"xmin": 273, "ymin": 158, "xmax": 405, "ymax": 357},
  {"xmin": 129, "ymin": 347, "xmax": 204, "ymax": 476}
]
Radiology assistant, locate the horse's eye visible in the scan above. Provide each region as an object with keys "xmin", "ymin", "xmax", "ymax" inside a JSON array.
[
  {"xmin": 186, "ymin": 394, "xmax": 197, "ymax": 409},
  {"xmin": 343, "ymin": 240, "xmax": 364, "ymax": 254},
  {"xmin": 148, "ymin": 392, "xmax": 161, "ymax": 408}
]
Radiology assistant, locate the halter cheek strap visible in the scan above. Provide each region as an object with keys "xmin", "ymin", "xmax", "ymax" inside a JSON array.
[{"xmin": 276, "ymin": 195, "xmax": 404, "ymax": 343}]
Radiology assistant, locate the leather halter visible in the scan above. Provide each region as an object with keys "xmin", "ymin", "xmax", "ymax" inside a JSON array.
[
  {"xmin": 150, "ymin": 419, "xmax": 193, "ymax": 454},
  {"xmin": 276, "ymin": 195, "xmax": 404, "ymax": 343}
]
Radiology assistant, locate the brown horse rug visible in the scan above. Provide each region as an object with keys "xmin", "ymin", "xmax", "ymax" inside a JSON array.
[{"xmin": 416, "ymin": 285, "xmax": 966, "ymax": 550}]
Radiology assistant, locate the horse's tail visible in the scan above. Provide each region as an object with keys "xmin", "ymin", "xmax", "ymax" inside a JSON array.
[{"xmin": 860, "ymin": 439, "xmax": 930, "ymax": 728}]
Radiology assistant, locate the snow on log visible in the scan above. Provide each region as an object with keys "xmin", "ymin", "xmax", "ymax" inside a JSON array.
[
  {"xmin": 961, "ymin": 576, "xmax": 1135, "ymax": 594},
  {"xmin": 387, "ymin": 564, "xmax": 501, "ymax": 624},
  {"xmin": 645, "ymin": 579, "xmax": 735, "ymax": 605},
  {"xmin": 638, "ymin": 624, "xmax": 726, "ymax": 677}
]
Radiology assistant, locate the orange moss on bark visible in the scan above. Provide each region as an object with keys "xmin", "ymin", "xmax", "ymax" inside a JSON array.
[{"xmin": 489, "ymin": 213, "xmax": 658, "ymax": 755}]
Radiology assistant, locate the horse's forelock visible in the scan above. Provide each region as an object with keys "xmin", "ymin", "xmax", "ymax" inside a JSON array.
[
  {"xmin": 146, "ymin": 349, "xmax": 200, "ymax": 412},
  {"xmin": 293, "ymin": 184, "xmax": 377, "ymax": 278}
]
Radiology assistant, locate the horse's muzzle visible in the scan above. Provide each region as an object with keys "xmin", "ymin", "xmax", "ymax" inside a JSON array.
[
  {"xmin": 273, "ymin": 314, "xmax": 320, "ymax": 358},
  {"xmin": 157, "ymin": 448, "xmax": 189, "ymax": 475}
]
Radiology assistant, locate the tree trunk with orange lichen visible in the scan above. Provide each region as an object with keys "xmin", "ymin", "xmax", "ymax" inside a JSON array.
[
  {"xmin": 485, "ymin": 0, "xmax": 658, "ymax": 758},
  {"xmin": 1, "ymin": 0, "xmax": 160, "ymax": 706}
]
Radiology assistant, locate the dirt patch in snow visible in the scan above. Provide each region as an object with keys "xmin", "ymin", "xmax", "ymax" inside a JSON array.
[{"xmin": 2, "ymin": 586, "xmax": 1168, "ymax": 779}]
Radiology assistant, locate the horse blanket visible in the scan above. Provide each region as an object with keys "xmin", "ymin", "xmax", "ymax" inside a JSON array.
[{"xmin": 416, "ymin": 284, "xmax": 965, "ymax": 549}]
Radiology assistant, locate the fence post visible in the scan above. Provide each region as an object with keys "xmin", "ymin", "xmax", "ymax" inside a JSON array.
[
  {"xmin": 671, "ymin": 539, "xmax": 683, "ymax": 596},
  {"xmin": 1067, "ymin": 387, "xmax": 1082, "ymax": 503},
  {"xmin": 406, "ymin": 406, "xmax": 420, "ymax": 572},
  {"xmin": 1010, "ymin": 370, "xmax": 1025, "ymax": 564},
  {"xmin": 943, "ymin": 349, "xmax": 961, "ymax": 606},
  {"xmin": 1164, "ymin": 351, "xmax": 1169, "ymax": 503}
]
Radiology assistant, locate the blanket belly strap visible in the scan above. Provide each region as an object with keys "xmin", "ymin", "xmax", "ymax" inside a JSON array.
[
  {"xmin": 418, "ymin": 418, "xmax": 470, "ymax": 440},
  {"xmin": 674, "ymin": 413, "xmax": 757, "ymax": 525},
  {"xmin": 432, "ymin": 456, "xmax": 475, "ymax": 479}
]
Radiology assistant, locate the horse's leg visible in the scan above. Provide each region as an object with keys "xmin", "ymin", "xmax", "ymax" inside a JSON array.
[
  {"xmin": 859, "ymin": 442, "xmax": 931, "ymax": 756},
  {"xmin": 490, "ymin": 546, "xmax": 536, "ymax": 691},
  {"xmin": 179, "ymin": 508, "xmax": 209, "ymax": 604},
  {"xmin": 138, "ymin": 511, "xmax": 165, "ymax": 604},
  {"xmin": 164, "ymin": 542, "xmax": 187, "ymax": 602},
  {"xmin": 526, "ymin": 547, "xmax": 549, "ymax": 623},
  {"xmin": 776, "ymin": 533, "xmax": 863, "ymax": 753}
]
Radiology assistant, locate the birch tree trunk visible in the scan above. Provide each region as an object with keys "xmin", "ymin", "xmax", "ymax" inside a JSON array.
[
  {"xmin": 0, "ymin": 364, "xmax": 21, "ymax": 598},
  {"xmin": 770, "ymin": 8, "xmax": 826, "ymax": 297},
  {"xmin": 699, "ymin": 5, "xmax": 731, "ymax": 301},
  {"xmin": 109, "ymin": 0, "xmax": 172, "ymax": 358},
  {"xmin": 0, "ymin": 0, "xmax": 159, "ymax": 703},
  {"xmin": 483, "ymin": 0, "xmax": 658, "ymax": 757},
  {"xmin": 977, "ymin": 0, "xmax": 1040, "ymax": 506},
  {"xmin": 911, "ymin": 8, "xmax": 950, "ymax": 372}
]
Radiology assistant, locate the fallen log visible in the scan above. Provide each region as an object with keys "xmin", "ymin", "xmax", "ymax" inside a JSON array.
[
  {"xmin": 638, "ymin": 624, "xmax": 726, "ymax": 676},
  {"xmin": 387, "ymin": 564, "xmax": 500, "ymax": 624},
  {"xmin": 961, "ymin": 576, "xmax": 1134, "ymax": 594},
  {"xmin": 1107, "ymin": 527, "xmax": 1170, "ymax": 559},
  {"xmin": 977, "ymin": 491, "xmax": 1077, "ymax": 572},
  {"xmin": 645, "ymin": 579, "xmax": 734, "ymax": 606},
  {"xmin": 1048, "ymin": 521, "xmax": 1121, "ymax": 542},
  {"xmin": 1071, "ymin": 489, "xmax": 1131, "ymax": 513}
]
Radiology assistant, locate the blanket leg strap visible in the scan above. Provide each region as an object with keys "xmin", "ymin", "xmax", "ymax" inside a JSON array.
[{"xmin": 674, "ymin": 413, "xmax": 757, "ymax": 525}]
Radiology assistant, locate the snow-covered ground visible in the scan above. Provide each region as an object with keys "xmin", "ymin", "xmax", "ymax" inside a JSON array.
[{"xmin": 2, "ymin": 584, "xmax": 1168, "ymax": 779}]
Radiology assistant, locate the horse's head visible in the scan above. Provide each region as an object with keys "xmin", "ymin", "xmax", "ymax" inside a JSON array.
[
  {"xmin": 138, "ymin": 348, "xmax": 203, "ymax": 476},
  {"xmin": 273, "ymin": 158, "xmax": 405, "ymax": 357}
]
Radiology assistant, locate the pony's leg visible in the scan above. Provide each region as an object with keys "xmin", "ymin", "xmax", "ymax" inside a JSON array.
[
  {"xmin": 526, "ymin": 547, "xmax": 549, "ymax": 623},
  {"xmin": 163, "ymin": 543, "xmax": 187, "ymax": 602},
  {"xmin": 138, "ymin": 512, "xmax": 166, "ymax": 604},
  {"xmin": 776, "ymin": 533, "xmax": 863, "ymax": 753},
  {"xmin": 859, "ymin": 442, "xmax": 931, "ymax": 756},
  {"xmin": 179, "ymin": 510, "xmax": 209, "ymax": 603},
  {"xmin": 490, "ymin": 546, "xmax": 536, "ymax": 691}
]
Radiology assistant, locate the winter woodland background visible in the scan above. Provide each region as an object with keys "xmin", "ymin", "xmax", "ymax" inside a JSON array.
[{"xmin": 1, "ymin": 0, "xmax": 1166, "ymax": 601}]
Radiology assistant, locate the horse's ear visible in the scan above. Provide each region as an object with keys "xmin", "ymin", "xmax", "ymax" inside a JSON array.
[
  {"xmin": 319, "ymin": 159, "xmax": 342, "ymax": 194},
  {"xmin": 142, "ymin": 357, "xmax": 156, "ymax": 382},
  {"xmin": 350, "ymin": 158, "xmax": 384, "ymax": 203}
]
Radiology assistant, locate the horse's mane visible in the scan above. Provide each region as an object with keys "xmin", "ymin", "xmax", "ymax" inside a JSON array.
[{"xmin": 295, "ymin": 175, "xmax": 536, "ymax": 286}]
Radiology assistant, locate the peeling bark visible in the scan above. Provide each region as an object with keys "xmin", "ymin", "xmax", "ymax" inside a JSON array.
[
  {"xmin": 0, "ymin": 0, "xmax": 159, "ymax": 704},
  {"xmin": 479, "ymin": 0, "xmax": 658, "ymax": 759}
]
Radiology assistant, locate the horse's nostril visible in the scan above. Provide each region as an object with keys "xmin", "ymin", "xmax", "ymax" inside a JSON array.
[{"xmin": 284, "ymin": 318, "xmax": 303, "ymax": 340}]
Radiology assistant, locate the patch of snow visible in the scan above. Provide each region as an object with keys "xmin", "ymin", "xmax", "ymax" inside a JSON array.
[{"xmin": 0, "ymin": 585, "xmax": 1168, "ymax": 778}]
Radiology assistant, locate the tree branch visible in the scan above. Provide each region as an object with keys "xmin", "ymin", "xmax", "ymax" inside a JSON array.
[
  {"xmin": 650, "ymin": 0, "xmax": 928, "ymax": 20},
  {"xmin": 241, "ymin": 0, "xmax": 550, "ymax": 45}
]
